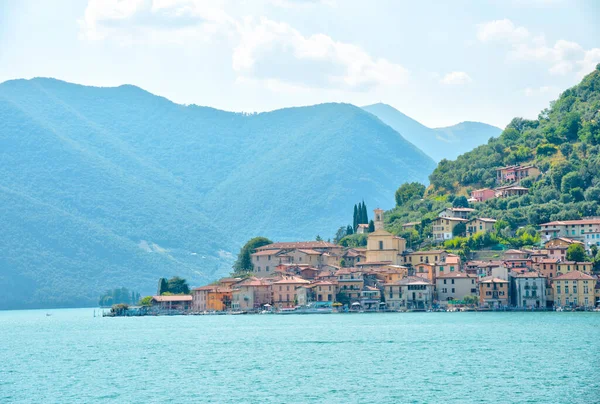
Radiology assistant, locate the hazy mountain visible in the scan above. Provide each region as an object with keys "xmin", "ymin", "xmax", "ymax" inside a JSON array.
[
  {"xmin": 362, "ymin": 103, "xmax": 502, "ymax": 161},
  {"xmin": 0, "ymin": 78, "xmax": 436, "ymax": 309}
]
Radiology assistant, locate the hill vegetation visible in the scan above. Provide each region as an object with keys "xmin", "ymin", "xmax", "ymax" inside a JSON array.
[
  {"xmin": 0, "ymin": 78, "xmax": 435, "ymax": 309},
  {"xmin": 363, "ymin": 103, "xmax": 502, "ymax": 161},
  {"xmin": 384, "ymin": 64, "xmax": 600, "ymax": 250}
]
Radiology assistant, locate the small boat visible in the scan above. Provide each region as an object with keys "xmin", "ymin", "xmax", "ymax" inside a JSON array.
[{"xmin": 45, "ymin": 313, "xmax": 52, "ymax": 317}]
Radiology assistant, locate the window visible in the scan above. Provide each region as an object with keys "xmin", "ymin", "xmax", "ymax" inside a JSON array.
[
  {"xmin": 451, "ymin": 279, "xmax": 455, "ymax": 285},
  {"xmin": 444, "ymin": 279, "xmax": 447, "ymax": 285},
  {"xmin": 451, "ymin": 288, "xmax": 455, "ymax": 293},
  {"xmin": 556, "ymin": 285, "xmax": 561, "ymax": 294},
  {"xmin": 268, "ymin": 256, "xmax": 271, "ymax": 261},
  {"xmin": 379, "ymin": 241, "xmax": 383, "ymax": 250}
]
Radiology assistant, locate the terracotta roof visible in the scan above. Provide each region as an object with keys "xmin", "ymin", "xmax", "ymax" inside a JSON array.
[
  {"xmin": 273, "ymin": 276, "xmax": 311, "ymax": 285},
  {"xmin": 545, "ymin": 237, "xmax": 584, "ymax": 244},
  {"xmin": 402, "ymin": 222, "xmax": 420, "ymax": 227},
  {"xmin": 152, "ymin": 295, "xmax": 192, "ymax": 302},
  {"xmin": 251, "ymin": 249, "xmax": 282, "ymax": 256},
  {"xmin": 356, "ymin": 261, "xmax": 393, "ymax": 266},
  {"xmin": 505, "ymin": 249, "xmax": 526, "ymax": 254},
  {"xmin": 256, "ymin": 241, "xmax": 338, "ymax": 250},
  {"xmin": 357, "ymin": 224, "xmax": 369, "ymax": 228},
  {"xmin": 409, "ymin": 250, "xmax": 446, "ymax": 255},
  {"xmin": 540, "ymin": 219, "xmax": 600, "ymax": 226},
  {"xmin": 396, "ymin": 276, "xmax": 433, "ymax": 286},
  {"xmin": 557, "ymin": 261, "xmax": 592, "ymax": 265},
  {"xmin": 444, "ymin": 207, "xmax": 475, "ymax": 212},
  {"xmin": 235, "ymin": 277, "xmax": 273, "ymax": 287},
  {"xmin": 219, "ymin": 277, "xmax": 242, "ymax": 283},
  {"xmin": 297, "ymin": 249, "xmax": 322, "ymax": 255},
  {"xmin": 554, "ymin": 271, "xmax": 596, "ymax": 281},
  {"xmin": 538, "ymin": 258, "xmax": 560, "ymax": 264}
]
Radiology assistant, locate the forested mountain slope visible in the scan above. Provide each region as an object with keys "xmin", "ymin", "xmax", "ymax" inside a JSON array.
[{"xmin": 0, "ymin": 78, "xmax": 436, "ymax": 308}]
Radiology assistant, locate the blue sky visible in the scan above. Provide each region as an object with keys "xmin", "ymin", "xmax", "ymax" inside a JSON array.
[{"xmin": 1, "ymin": 0, "xmax": 599, "ymax": 128}]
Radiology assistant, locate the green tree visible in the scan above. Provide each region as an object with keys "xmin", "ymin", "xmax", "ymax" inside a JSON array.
[
  {"xmin": 452, "ymin": 222, "xmax": 466, "ymax": 237},
  {"xmin": 561, "ymin": 172, "xmax": 584, "ymax": 194},
  {"xmin": 346, "ymin": 225, "xmax": 354, "ymax": 236},
  {"xmin": 158, "ymin": 278, "xmax": 169, "ymax": 295},
  {"xmin": 353, "ymin": 204, "xmax": 358, "ymax": 231},
  {"xmin": 166, "ymin": 276, "xmax": 190, "ymax": 294},
  {"xmin": 233, "ymin": 236, "xmax": 273, "ymax": 273},
  {"xmin": 566, "ymin": 243, "xmax": 587, "ymax": 262},
  {"xmin": 463, "ymin": 295, "xmax": 478, "ymax": 306},
  {"xmin": 316, "ymin": 235, "xmax": 323, "ymax": 241},
  {"xmin": 368, "ymin": 220, "xmax": 375, "ymax": 232},
  {"xmin": 139, "ymin": 296, "xmax": 153, "ymax": 306},
  {"xmin": 360, "ymin": 201, "xmax": 368, "ymax": 224},
  {"xmin": 395, "ymin": 182, "xmax": 426, "ymax": 206},
  {"xmin": 452, "ymin": 196, "xmax": 469, "ymax": 208}
]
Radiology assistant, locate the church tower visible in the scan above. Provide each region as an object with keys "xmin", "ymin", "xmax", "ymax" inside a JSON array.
[{"xmin": 374, "ymin": 208, "xmax": 384, "ymax": 231}]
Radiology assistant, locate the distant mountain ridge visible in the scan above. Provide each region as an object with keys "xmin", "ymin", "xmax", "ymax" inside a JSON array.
[
  {"xmin": 362, "ymin": 103, "xmax": 502, "ymax": 161},
  {"xmin": 0, "ymin": 78, "xmax": 436, "ymax": 309}
]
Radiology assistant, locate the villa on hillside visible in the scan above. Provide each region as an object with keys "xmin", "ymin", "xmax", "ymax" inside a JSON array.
[
  {"xmin": 439, "ymin": 207, "xmax": 475, "ymax": 219},
  {"xmin": 432, "ymin": 217, "xmax": 468, "ymax": 241},
  {"xmin": 496, "ymin": 165, "xmax": 540, "ymax": 184},
  {"xmin": 539, "ymin": 219, "xmax": 600, "ymax": 243},
  {"xmin": 471, "ymin": 188, "xmax": 496, "ymax": 202},
  {"xmin": 466, "ymin": 218, "xmax": 497, "ymax": 237},
  {"xmin": 495, "ymin": 185, "xmax": 529, "ymax": 198}
]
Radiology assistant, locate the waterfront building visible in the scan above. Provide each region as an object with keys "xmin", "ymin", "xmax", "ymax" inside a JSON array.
[
  {"xmin": 359, "ymin": 286, "xmax": 382, "ymax": 311},
  {"xmin": 511, "ymin": 272, "xmax": 546, "ymax": 308},
  {"xmin": 150, "ymin": 295, "xmax": 192, "ymax": 311},
  {"xmin": 231, "ymin": 277, "xmax": 273, "ymax": 311},
  {"xmin": 466, "ymin": 218, "xmax": 497, "ymax": 237},
  {"xmin": 383, "ymin": 276, "xmax": 434, "ymax": 310},
  {"xmin": 251, "ymin": 241, "xmax": 343, "ymax": 277},
  {"xmin": 435, "ymin": 272, "xmax": 478, "ymax": 307},
  {"xmin": 553, "ymin": 271, "xmax": 597, "ymax": 308},
  {"xmin": 192, "ymin": 286, "xmax": 232, "ymax": 312},
  {"xmin": 272, "ymin": 276, "xmax": 311, "ymax": 308},
  {"xmin": 478, "ymin": 277, "xmax": 510, "ymax": 308},
  {"xmin": 432, "ymin": 217, "xmax": 468, "ymax": 241},
  {"xmin": 535, "ymin": 258, "xmax": 559, "ymax": 281},
  {"xmin": 336, "ymin": 268, "xmax": 365, "ymax": 302}
]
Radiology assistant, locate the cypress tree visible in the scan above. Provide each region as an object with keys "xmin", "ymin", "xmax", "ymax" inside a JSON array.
[
  {"xmin": 368, "ymin": 220, "xmax": 375, "ymax": 232},
  {"xmin": 353, "ymin": 204, "xmax": 358, "ymax": 231},
  {"xmin": 158, "ymin": 278, "xmax": 168, "ymax": 295},
  {"xmin": 361, "ymin": 201, "xmax": 368, "ymax": 224},
  {"xmin": 346, "ymin": 225, "xmax": 353, "ymax": 235}
]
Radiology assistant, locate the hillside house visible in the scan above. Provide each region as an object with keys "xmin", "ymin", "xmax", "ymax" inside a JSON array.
[
  {"xmin": 432, "ymin": 217, "xmax": 468, "ymax": 241},
  {"xmin": 439, "ymin": 207, "xmax": 475, "ymax": 219},
  {"xmin": 540, "ymin": 219, "xmax": 600, "ymax": 243},
  {"xmin": 471, "ymin": 188, "xmax": 496, "ymax": 202},
  {"xmin": 496, "ymin": 165, "xmax": 540, "ymax": 184},
  {"xmin": 466, "ymin": 218, "xmax": 497, "ymax": 237}
]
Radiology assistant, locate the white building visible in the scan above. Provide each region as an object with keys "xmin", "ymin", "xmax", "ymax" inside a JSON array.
[{"xmin": 511, "ymin": 272, "xmax": 546, "ymax": 308}]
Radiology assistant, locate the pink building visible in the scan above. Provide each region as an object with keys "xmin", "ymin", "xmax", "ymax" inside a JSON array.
[{"xmin": 471, "ymin": 188, "xmax": 496, "ymax": 202}]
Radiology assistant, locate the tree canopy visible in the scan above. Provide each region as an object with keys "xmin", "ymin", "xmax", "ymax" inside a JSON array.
[{"xmin": 233, "ymin": 236, "xmax": 273, "ymax": 273}]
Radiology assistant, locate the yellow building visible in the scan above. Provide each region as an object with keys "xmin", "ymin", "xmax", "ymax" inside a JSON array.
[
  {"xmin": 192, "ymin": 286, "xmax": 233, "ymax": 312},
  {"xmin": 365, "ymin": 209, "xmax": 406, "ymax": 265},
  {"xmin": 553, "ymin": 271, "xmax": 597, "ymax": 308},
  {"xmin": 413, "ymin": 263, "xmax": 435, "ymax": 283},
  {"xmin": 556, "ymin": 261, "xmax": 593, "ymax": 275},
  {"xmin": 478, "ymin": 277, "xmax": 509, "ymax": 308},
  {"xmin": 466, "ymin": 218, "xmax": 497, "ymax": 237},
  {"xmin": 432, "ymin": 217, "xmax": 468, "ymax": 242},
  {"xmin": 404, "ymin": 250, "xmax": 446, "ymax": 265}
]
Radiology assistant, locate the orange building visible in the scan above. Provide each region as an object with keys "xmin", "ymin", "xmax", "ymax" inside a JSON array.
[
  {"xmin": 192, "ymin": 286, "xmax": 233, "ymax": 312},
  {"xmin": 478, "ymin": 277, "xmax": 509, "ymax": 308}
]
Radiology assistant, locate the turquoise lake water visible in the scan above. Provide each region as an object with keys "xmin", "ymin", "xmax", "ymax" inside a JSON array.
[{"xmin": 1, "ymin": 309, "xmax": 599, "ymax": 403}]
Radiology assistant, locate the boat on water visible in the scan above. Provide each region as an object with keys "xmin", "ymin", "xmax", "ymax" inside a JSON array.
[{"xmin": 276, "ymin": 303, "xmax": 333, "ymax": 314}]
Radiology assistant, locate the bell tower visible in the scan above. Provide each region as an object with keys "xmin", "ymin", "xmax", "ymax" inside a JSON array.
[{"xmin": 374, "ymin": 208, "xmax": 384, "ymax": 231}]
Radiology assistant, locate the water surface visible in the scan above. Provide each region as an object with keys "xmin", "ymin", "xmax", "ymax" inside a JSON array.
[{"xmin": 1, "ymin": 309, "xmax": 599, "ymax": 403}]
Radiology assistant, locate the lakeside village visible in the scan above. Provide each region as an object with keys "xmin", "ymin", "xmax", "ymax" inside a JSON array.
[{"xmin": 111, "ymin": 165, "xmax": 600, "ymax": 316}]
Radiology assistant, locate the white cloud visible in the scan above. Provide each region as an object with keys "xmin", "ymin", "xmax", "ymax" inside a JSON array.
[
  {"xmin": 440, "ymin": 71, "xmax": 472, "ymax": 85},
  {"xmin": 523, "ymin": 85, "xmax": 557, "ymax": 97},
  {"xmin": 79, "ymin": 1, "xmax": 409, "ymax": 91},
  {"xmin": 476, "ymin": 19, "xmax": 530, "ymax": 43},
  {"xmin": 232, "ymin": 17, "xmax": 409, "ymax": 90},
  {"xmin": 477, "ymin": 18, "xmax": 597, "ymax": 77}
]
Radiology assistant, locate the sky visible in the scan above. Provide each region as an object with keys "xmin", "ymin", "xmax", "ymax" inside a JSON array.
[{"xmin": 1, "ymin": 0, "xmax": 599, "ymax": 128}]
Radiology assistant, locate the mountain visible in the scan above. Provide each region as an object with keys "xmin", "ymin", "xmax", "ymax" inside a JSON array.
[
  {"xmin": 0, "ymin": 78, "xmax": 436, "ymax": 309},
  {"xmin": 362, "ymin": 103, "xmax": 502, "ymax": 162},
  {"xmin": 386, "ymin": 64, "xmax": 600, "ymax": 241}
]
